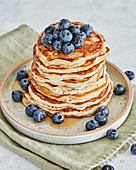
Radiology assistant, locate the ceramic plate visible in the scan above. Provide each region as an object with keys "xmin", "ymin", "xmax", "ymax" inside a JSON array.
[{"xmin": 0, "ymin": 59, "xmax": 133, "ymax": 144}]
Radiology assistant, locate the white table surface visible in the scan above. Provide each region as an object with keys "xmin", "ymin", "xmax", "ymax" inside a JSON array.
[{"xmin": 0, "ymin": 0, "xmax": 136, "ymax": 169}]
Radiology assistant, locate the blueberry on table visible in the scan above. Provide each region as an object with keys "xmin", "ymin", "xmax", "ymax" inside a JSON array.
[
  {"xmin": 33, "ymin": 109, "xmax": 46, "ymax": 122},
  {"xmin": 125, "ymin": 71, "xmax": 135, "ymax": 81},
  {"xmin": 60, "ymin": 30, "xmax": 73, "ymax": 42},
  {"xmin": 69, "ymin": 25, "xmax": 80, "ymax": 35},
  {"xmin": 72, "ymin": 36, "xmax": 84, "ymax": 49},
  {"xmin": 113, "ymin": 84, "xmax": 125, "ymax": 95},
  {"xmin": 12, "ymin": 90, "xmax": 23, "ymax": 102},
  {"xmin": 86, "ymin": 120, "xmax": 99, "ymax": 131},
  {"xmin": 94, "ymin": 112, "xmax": 107, "ymax": 126},
  {"xmin": 53, "ymin": 28, "xmax": 61, "ymax": 40},
  {"xmin": 25, "ymin": 104, "xmax": 38, "ymax": 117},
  {"xmin": 131, "ymin": 143, "xmax": 136, "ymax": 155},
  {"xmin": 102, "ymin": 164, "xmax": 114, "ymax": 170},
  {"xmin": 97, "ymin": 106, "xmax": 109, "ymax": 116},
  {"xmin": 44, "ymin": 25, "xmax": 56, "ymax": 34},
  {"xmin": 17, "ymin": 70, "xmax": 29, "ymax": 81},
  {"xmin": 107, "ymin": 129, "xmax": 119, "ymax": 140},
  {"xmin": 53, "ymin": 112, "xmax": 64, "ymax": 124},
  {"xmin": 80, "ymin": 24, "xmax": 93, "ymax": 37},
  {"xmin": 62, "ymin": 43, "xmax": 75, "ymax": 54},
  {"xmin": 42, "ymin": 34, "xmax": 54, "ymax": 46},
  {"xmin": 20, "ymin": 78, "xmax": 31, "ymax": 91},
  {"xmin": 58, "ymin": 19, "xmax": 71, "ymax": 30},
  {"xmin": 53, "ymin": 40, "xmax": 63, "ymax": 51}
]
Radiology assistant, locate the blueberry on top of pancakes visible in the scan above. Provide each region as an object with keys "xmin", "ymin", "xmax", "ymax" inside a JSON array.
[
  {"xmin": 42, "ymin": 19, "xmax": 93, "ymax": 54},
  {"xmin": 44, "ymin": 25, "xmax": 56, "ymax": 34},
  {"xmin": 58, "ymin": 19, "xmax": 71, "ymax": 30}
]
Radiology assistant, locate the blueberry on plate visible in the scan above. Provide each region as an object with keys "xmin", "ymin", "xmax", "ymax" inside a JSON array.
[
  {"xmin": 33, "ymin": 109, "xmax": 46, "ymax": 122},
  {"xmin": 76, "ymin": 31, "xmax": 87, "ymax": 41},
  {"xmin": 42, "ymin": 34, "xmax": 54, "ymax": 46},
  {"xmin": 94, "ymin": 112, "xmax": 107, "ymax": 126},
  {"xmin": 25, "ymin": 104, "xmax": 38, "ymax": 117},
  {"xmin": 44, "ymin": 25, "xmax": 56, "ymax": 34},
  {"xmin": 72, "ymin": 36, "xmax": 84, "ymax": 49},
  {"xmin": 53, "ymin": 40, "xmax": 63, "ymax": 51},
  {"xmin": 53, "ymin": 28, "xmax": 61, "ymax": 39},
  {"xmin": 17, "ymin": 70, "xmax": 29, "ymax": 81},
  {"xmin": 131, "ymin": 143, "xmax": 136, "ymax": 155},
  {"xmin": 97, "ymin": 106, "xmax": 109, "ymax": 116},
  {"xmin": 20, "ymin": 78, "xmax": 31, "ymax": 91},
  {"xmin": 114, "ymin": 84, "xmax": 125, "ymax": 95},
  {"xmin": 60, "ymin": 30, "xmax": 73, "ymax": 42},
  {"xmin": 102, "ymin": 164, "xmax": 114, "ymax": 170},
  {"xmin": 80, "ymin": 24, "xmax": 93, "ymax": 36},
  {"xmin": 53, "ymin": 112, "xmax": 64, "ymax": 124},
  {"xmin": 12, "ymin": 90, "xmax": 23, "ymax": 102},
  {"xmin": 62, "ymin": 42, "xmax": 75, "ymax": 54},
  {"xmin": 69, "ymin": 25, "xmax": 80, "ymax": 35},
  {"xmin": 125, "ymin": 71, "xmax": 135, "ymax": 81},
  {"xmin": 107, "ymin": 129, "xmax": 119, "ymax": 140},
  {"xmin": 86, "ymin": 120, "xmax": 99, "ymax": 131},
  {"xmin": 58, "ymin": 19, "xmax": 71, "ymax": 30}
]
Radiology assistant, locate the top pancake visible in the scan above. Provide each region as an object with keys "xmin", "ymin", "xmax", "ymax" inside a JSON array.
[{"xmin": 36, "ymin": 22, "xmax": 108, "ymax": 68}]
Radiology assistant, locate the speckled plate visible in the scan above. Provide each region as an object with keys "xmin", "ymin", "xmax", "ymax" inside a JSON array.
[{"xmin": 0, "ymin": 59, "xmax": 133, "ymax": 144}]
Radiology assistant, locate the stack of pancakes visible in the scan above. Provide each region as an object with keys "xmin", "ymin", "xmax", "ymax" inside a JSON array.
[{"xmin": 23, "ymin": 22, "xmax": 113, "ymax": 118}]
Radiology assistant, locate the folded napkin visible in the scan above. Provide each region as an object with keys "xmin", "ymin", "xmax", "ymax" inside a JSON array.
[{"xmin": 0, "ymin": 25, "xmax": 136, "ymax": 170}]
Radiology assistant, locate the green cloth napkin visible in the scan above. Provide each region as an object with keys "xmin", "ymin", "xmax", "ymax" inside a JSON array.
[{"xmin": 0, "ymin": 25, "xmax": 136, "ymax": 170}]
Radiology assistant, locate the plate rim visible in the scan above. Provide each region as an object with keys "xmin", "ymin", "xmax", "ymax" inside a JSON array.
[{"xmin": 0, "ymin": 58, "xmax": 133, "ymax": 137}]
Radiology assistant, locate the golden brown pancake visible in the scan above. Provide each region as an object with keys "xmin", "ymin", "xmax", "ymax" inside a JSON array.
[
  {"xmin": 36, "ymin": 22, "xmax": 107, "ymax": 68},
  {"xmin": 23, "ymin": 81, "xmax": 113, "ymax": 118}
]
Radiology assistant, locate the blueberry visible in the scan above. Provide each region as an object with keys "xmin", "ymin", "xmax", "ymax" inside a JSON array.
[
  {"xmin": 53, "ymin": 40, "xmax": 63, "ymax": 51},
  {"xmin": 53, "ymin": 28, "xmax": 61, "ymax": 39},
  {"xmin": 53, "ymin": 112, "xmax": 64, "ymax": 124},
  {"xmin": 102, "ymin": 164, "xmax": 114, "ymax": 170},
  {"xmin": 80, "ymin": 24, "xmax": 93, "ymax": 37},
  {"xmin": 25, "ymin": 104, "xmax": 38, "ymax": 117},
  {"xmin": 94, "ymin": 112, "xmax": 107, "ymax": 126},
  {"xmin": 69, "ymin": 25, "xmax": 80, "ymax": 35},
  {"xmin": 72, "ymin": 36, "xmax": 84, "ymax": 49},
  {"xmin": 125, "ymin": 71, "xmax": 135, "ymax": 81},
  {"xmin": 33, "ymin": 109, "xmax": 46, "ymax": 122},
  {"xmin": 86, "ymin": 120, "xmax": 99, "ymax": 131},
  {"xmin": 12, "ymin": 90, "xmax": 23, "ymax": 102},
  {"xmin": 62, "ymin": 43, "xmax": 75, "ymax": 54},
  {"xmin": 131, "ymin": 143, "xmax": 136, "ymax": 155},
  {"xmin": 107, "ymin": 129, "xmax": 119, "ymax": 140},
  {"xmin": 20, "ymin": 78, "xmax": 31, "ymax": 91},
  {"xmin": 76, "ymin": 31, "xmax": 87, "ymax": 41},
  {"xmin": 114, "ymin": 84, "xmax": 125, "ymax": 95},
  {"xmin": 44, "ymin": 25, "xmax": 56, "ymax": 34},
  {"xmin": 97, "ymin": 106, "xmax": 109, "ymax": 116},
  {"xmin": 17, "ymin": 70, "xmax": 29, "ymax": 81},
  {"xmin": 58, "ymin": 19, "xmax": 71, "ymax": 30},
  {"xmin": 42, "ymin": 34, "xmax": 54, "ymax": 46},
  {"xmin": 60, "ymin": 30, "xmax": 73, "ymax": 42}
]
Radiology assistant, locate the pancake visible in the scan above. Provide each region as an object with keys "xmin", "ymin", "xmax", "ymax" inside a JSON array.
[
  {"xmin": 29, "ymin": 73, "xmax": 109, "ymax": 102},
  {"xmin": 23, "ymin": 81, "xmax": 113, "ymax": 118},
  {"xmin": 23, "ymin": 21, "xmax": 113, "ymax": 118},
  {"xmin": 31, "ymin": 62, "xmax": 105, "ymax": 87},
  {"xmin": 30, "ymin": 72, "xmax": 106, "ymax": 95},
  {"xmin": 32, "ymin": 54, "xmax": 105, "ymax": 80},
  {"xmin": 36, "ymin": 22, "xmax": 107, "ymax": 68},
  {"xmin": 34, "ymin": 46, "xmax": 109, "ymax": 73}
]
